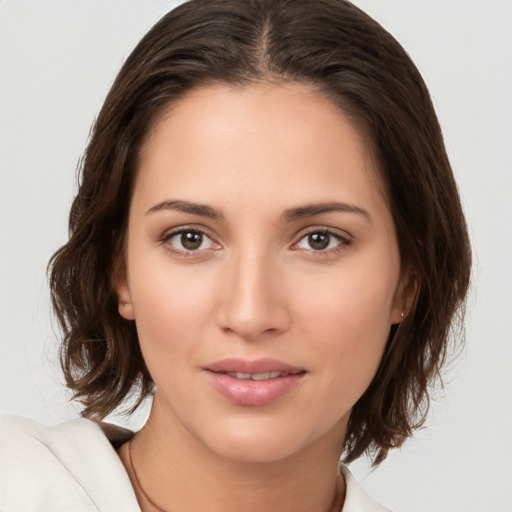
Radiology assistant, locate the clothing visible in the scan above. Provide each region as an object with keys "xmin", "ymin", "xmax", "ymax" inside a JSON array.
[{"xmin": 0, "ymin": 415, "xmax": 391, "ymax": 511}]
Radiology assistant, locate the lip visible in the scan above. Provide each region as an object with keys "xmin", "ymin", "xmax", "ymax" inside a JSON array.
[
  {"xmin": 205, "ymin": 358, "xmax": 304, "ymax": 374},
  {"xmin": 204, "ymin": 358, "xmax": 306, "ymax": 407}
]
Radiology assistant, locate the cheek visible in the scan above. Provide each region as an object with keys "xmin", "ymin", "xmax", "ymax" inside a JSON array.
[
  {"xmin": 300, "ymin": 260, "xmax": 397, "ymax": 335},
  {"xmin": 126, "ymin": 258, "xmax": 218, "ymax": 367},
  {"xmin": 296, "ymin": 260, "xmax": 398, "ymax": 383}
]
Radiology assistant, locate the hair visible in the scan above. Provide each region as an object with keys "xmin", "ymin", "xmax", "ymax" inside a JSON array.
[{"xmin": 48, "ymin": 0, "xmax": 471, "ymax": 465}]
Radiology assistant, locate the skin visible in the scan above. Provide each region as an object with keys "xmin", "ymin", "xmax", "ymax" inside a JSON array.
[{"xmin": 115, "ymin": 83, "xmax": 410, "ymax": 512}]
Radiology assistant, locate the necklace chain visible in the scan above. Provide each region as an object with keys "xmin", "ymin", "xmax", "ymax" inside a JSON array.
[
  {"xmin": 128, "ymin": 440, "xmax": 168, "ymax": 512},
  {"xmin": 127, "ymin": 440, "xmax": 344, "ymax": 512}
]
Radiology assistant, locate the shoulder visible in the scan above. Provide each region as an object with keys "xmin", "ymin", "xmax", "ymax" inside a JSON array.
[
  {"xmin": 0, "ymin": 415, "xmax": 139, "ymax": 512},
  {"xmin": 340, "ymin": 464, "xmax": 393, "ymax": 512}
]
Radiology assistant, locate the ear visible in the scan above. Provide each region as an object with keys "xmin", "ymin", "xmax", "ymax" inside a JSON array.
[
  {"xmin": 391, "ymin": 266, "xmax": 418, "ymax": 324},
  {"xmin": 112, "ymin": 258, "xmax": 135, "ymax": 321}
]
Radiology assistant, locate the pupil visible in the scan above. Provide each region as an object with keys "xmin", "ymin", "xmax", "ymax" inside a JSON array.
[
  {"xmin": 309, "ymin": 232, "xmax": 329, "ymax": 250},
  {"xmin": 181, "ymin": 231, "xmax": 202, "ymax": 250}
]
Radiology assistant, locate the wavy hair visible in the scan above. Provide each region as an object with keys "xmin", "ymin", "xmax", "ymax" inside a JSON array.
[{"xmin": 48, "ymin": 0, "xmax": 471, "ymax": 465}]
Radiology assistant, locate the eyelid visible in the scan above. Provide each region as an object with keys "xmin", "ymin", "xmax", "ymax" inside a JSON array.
[
  {"xmin": 160, "ymin": 225, "xmax": 222, "ymax": 254},
  {"xmin": 290, "ymin": 226, "xmax": 352, "ymax": 252}
]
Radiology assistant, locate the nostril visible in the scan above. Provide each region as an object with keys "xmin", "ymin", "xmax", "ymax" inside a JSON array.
[{"xmin": 215, "ymin": 260, "xmax": 291, "ymax": 338}]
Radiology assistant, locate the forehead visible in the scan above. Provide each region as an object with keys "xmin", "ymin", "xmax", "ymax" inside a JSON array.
[{"xmin": 134, "ymin": 83, "xmax": 387, "ymax": 216}]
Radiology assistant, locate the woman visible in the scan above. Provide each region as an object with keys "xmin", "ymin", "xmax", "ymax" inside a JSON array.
[{"xmin": 0, "ymin": 0, "xmax": 471, "ymax": 510}]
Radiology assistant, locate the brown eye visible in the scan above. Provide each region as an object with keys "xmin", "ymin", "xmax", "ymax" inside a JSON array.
[
  {"xmin": 181, "ymin": 231, "xmax": 203, "ymax": 250},
  {"xmin": 308, "ymin": 232, "xmax": 330, "ymax": 250},
  {"xmin": 294, "ymin": 230, "xmax": 348, "ymax": 252},
  {"xmin": 165, "ymin": 229, "xmax": 219, "ymax": 253}
]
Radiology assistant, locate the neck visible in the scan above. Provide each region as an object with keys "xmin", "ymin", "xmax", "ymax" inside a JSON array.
[{"xmin": 119, "ymin": 396, "xmax": 347, "ymax": 512}]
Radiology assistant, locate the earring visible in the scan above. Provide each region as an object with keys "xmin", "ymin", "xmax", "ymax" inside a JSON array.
[{"xmin": 400, "ymin": 311, "xmax": 405, "ymax": 318}]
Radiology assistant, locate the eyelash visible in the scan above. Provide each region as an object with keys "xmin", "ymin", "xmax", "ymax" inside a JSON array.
[
  {"xmin": 160, "ymin": 227, "xmax": 351, "ymax": 256},
  {"xmin": 291, "ymin": 228, "xmax": 351, "ymax": 254},
  {"xmin": 161, "ymin": 227, "xmax": 220, "ymax": 255}
]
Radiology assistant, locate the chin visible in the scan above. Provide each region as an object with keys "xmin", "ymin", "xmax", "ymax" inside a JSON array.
[
  {"xmin": 196, "ymin": 416, "xmax": 329, "ymax": 465},
  {"xmin": 212, "ymin": 435, "xmax": 302, "ymax": 464}
]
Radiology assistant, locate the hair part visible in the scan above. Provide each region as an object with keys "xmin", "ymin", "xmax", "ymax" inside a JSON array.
[{"xmin": 48, "ymin": 0, "xmax": 471, "ymax": 465}]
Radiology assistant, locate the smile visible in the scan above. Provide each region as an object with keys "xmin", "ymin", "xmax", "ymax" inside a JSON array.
[
  {"xmin": 204, "ymin": 359, "xmax": 306, "ymax": 407},
  {"xmin": 224, "ymin": 371, "xmax": 299, "ymax": 380}
]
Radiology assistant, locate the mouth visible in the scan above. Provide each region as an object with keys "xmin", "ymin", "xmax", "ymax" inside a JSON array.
[
  {"xmin": 223, "ymin": 371, "xmax": 302, "ymax": 381},
  {"xmin": 204, "ymin": 358, "xmax": 306, "ymax": 406},
  {"xmin": 205, "ymin": 357, "xmax": 304, "ymax": 375}
]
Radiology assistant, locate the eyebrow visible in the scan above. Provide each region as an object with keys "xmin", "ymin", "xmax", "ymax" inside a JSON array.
[
  {"xmin": 282, "ymin": 202, "xmax": 371, "ymax": 222},
  {"xmin": 146, "ymin": 200, "xmax": 224, "ymax": 220},
  {"xmin": 146, "ymin": 199, "xmax": 370, "ymax": 223}
]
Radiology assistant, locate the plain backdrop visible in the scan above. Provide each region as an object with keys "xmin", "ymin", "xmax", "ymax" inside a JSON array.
[{"xmin": 1, "ymin": 1, "xmax": 511, "ymax": 511}]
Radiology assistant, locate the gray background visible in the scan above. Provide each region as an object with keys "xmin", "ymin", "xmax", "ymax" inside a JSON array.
[{"xmin": 1, "ymin": 1, "xmax": 511, "ymax": 511}]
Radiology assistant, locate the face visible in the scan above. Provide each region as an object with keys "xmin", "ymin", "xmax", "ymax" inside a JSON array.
[{"xmin": 116, "ymin": 83, "xmax": 407, "ymax": 463}]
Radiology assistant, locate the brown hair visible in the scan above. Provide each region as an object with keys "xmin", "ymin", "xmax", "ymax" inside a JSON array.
[{"xmin": 48, "ymin": 0, "xmax": 471, "ymax": 465}]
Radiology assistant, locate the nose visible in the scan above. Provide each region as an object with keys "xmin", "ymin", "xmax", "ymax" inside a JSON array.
[{"xmin": 216, "ymin": 249, "xmax": 290, "ymax": 341}]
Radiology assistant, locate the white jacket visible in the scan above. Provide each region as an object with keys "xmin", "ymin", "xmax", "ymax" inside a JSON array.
[{"xmin": 0, "ymin": 415, "xmax": 391, "ymax": 511}]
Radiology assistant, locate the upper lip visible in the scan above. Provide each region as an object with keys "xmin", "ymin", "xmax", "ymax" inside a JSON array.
[{"xmin": 205, "ymin": 358, "xmax": 305, "ymax": 375}]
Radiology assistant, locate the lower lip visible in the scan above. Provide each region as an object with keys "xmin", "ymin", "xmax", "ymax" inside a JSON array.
[{"xmin": 205, "ymin": 371, "xmax": 305, "ymax": 407}]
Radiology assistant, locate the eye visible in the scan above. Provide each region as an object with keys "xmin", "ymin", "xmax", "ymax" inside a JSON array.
[
  {"xmin": 164, "ymin": 229, "xmax": 220, "ymax": 252},
  {"xmin": 293, "ymin": 230, "xmax": 349, "ymax": 252}
]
